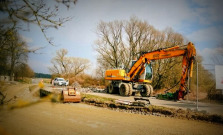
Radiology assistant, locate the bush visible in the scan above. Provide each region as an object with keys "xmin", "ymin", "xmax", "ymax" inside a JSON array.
[{"xmin": 16, "ymin": 77, "xmax": 32, "ymax": 84}]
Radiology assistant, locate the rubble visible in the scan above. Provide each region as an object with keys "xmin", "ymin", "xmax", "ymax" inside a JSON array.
[{"xmin": 71, "ymin": 81, "xmax": 107, "ymax": 93}]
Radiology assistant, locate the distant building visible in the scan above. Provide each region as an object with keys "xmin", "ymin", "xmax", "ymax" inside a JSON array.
[
  {"xmin": 0, "ymin": 76, "xmax": 11, "ymax": 81},
  {"xmin": 0, "ymin": 73, "xmax": 14, "ymax": 81}
]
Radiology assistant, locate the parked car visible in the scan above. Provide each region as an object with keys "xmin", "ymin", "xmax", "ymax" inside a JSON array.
[{"xmin": 53, "ymin": 78, "xmax": 67, "ymax": 86}]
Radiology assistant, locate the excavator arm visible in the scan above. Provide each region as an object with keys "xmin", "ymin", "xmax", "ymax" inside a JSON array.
[{"xmin": 127, "ymin": 42, "xmax": 196, "ymax": 100}]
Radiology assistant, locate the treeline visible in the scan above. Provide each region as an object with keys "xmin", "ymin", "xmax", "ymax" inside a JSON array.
[
  {"xmin": 0, "ymin": 28, "xmax": 34, "ymax": 80},
  {"xmin": 35, "ymin": 73, "xmax": 52, "ymax": 78}
]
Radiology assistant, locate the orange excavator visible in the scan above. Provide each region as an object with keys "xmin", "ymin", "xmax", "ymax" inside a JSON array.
[{"xmin": 105, "ymin": 42, "xmax": 196, "ymax": 100}]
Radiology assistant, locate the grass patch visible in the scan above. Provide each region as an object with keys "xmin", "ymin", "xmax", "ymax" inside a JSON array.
[
  {"xmin": 81, "ymin": 93, "xmax": 115, "ymax": 103},
  {"xmin": 43, "ymin": 79, "xmax": 51, "ymax": 84},
  {"xmin": 148, "ymin": 105, "xmax": 174, "ymax": 115},
  {"xmin": 17, "ymin": 78, "xmax": 32, "ymax": 84}
]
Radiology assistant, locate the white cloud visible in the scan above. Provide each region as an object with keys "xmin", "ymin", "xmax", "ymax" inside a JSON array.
[
  {"xmin": 201, "ymin": 48, "xmax": 216, "ymax": 55},
  {"xmin": 192, "ymin": 0, "xmax": 223, "ymax": 25},
  {"xmin": 139, "ymin": 0, "xmax": 196, "ymax": 30},
  {"xmin": 28, "ymin": 58, "xmax": 51, "ymax": 74},
  {"xmin": 186, "ymin": 26, "xmax": 222, "ymax": 43},
  {"xmin": 51, "ymin": 0, "xmax": 223, "ymax": 46},
  {"xmin": 199, "ymin": 47, "xmax": 223, "ymax": 64}
]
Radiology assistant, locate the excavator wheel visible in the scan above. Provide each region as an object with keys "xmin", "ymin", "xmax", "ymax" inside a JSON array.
[
  {"xmin": 106, "ymin": 86, "xmax": 109, "ymax": 93},
  {"xmin": 108, "ymin": 83, "xmax": 115, "ymax": 94},
  {"xmin": 148, "ymin": 85, "xmax": 153, "ymax": 96},
  {"xmin": 119, "ymin": 83, "xmax": 129, "ymax": 96},
  {"xmin": 128, "ymin": 83, "xmax": 133, "ymax": 96},
  {"xmin": 140, "ymin": 84, "xmax": 151, "ymax": 97}
]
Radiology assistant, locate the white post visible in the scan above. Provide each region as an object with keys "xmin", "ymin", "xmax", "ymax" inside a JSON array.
[{"xmin": 196, "ymin": 62, "xmax": 198, "ymax": 111}]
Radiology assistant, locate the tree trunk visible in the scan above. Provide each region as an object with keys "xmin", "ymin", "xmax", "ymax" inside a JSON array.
[
  {"xmin": 10, "ymin": 50, "xmax": 15, "ymax": 81},
  {"xmin": 10, "ymin": 61, "xmax": 14, "ymax": 81}
]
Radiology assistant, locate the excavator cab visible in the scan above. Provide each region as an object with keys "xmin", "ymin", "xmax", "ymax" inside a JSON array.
[
  {"xmin": 131, "ymin": 60, "xmax": 153, "ymax": 82},
  {"xmin": 145, "ymin": 63, "xmax": 153, "ymax": 80}
]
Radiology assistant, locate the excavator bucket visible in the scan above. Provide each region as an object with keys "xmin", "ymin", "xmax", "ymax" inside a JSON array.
[{"xmin": 62, "ymin": 87, "xmax": 81, "ymax": 103}]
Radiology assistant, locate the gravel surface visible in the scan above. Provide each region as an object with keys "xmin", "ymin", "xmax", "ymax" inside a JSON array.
[{"xmin": 1, "ymin": 83, "xmax": 223, "ymax": 135}]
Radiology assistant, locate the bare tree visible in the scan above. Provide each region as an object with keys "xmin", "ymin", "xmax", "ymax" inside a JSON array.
[
  {"xmin": 0, "ymin": 0, "xmax": 77, "ymax": 80},
  {"xmin": 124, "ymin": 16, "xmax": 159, "ymax": 68},
  {"xmin": 0, "ymin": 27, "xmax": 9, "ymax": 75},
  {"xmin": 95, "ymin": 17, "xmax": 168, "ymax": 71},
  {"xmin": 49, "ymin": 48, "xmax": 90, "ymax": 77},
  {"xmin": 95, "ymin": 65, "xmax": 105, "ymax": 79},
  {"xmin": 0, "ymin": 0, "xmax": 77, "ymax": 45},
  {"xmin": 14, "ymin": 63, "xmax": 34, "ymax": 79},
  {"xmin": 49, "ymin": 49, "xmax": 68, "ymax": 76},
  {"xmin": 1, "ymin": 29, "xmax": 30, "ymax": 80},
  {"xmin": 0, "ymin": 26, "xmax": 39, "ymax": 81},
  {"xmin": 95, "ymin": 20, "xmax": 125, "ymax": 69},
  {"xmin": 152, "ymin": 28, "xmax": 184, "ymax": 89},
  {"xmin": 68, "ymin": 57, "xmax": 90, "ymax": 76}
]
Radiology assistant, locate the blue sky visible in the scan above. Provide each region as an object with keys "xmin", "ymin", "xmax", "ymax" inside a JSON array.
[{"xmin": 18, "ymin": 0, "xmax": 223, "ymax": 74}]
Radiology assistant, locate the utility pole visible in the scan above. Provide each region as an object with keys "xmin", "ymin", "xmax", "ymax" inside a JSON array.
[
  {"xmin": 196, "ymin": 62, "xmax": 199, "ymax": 111},
  {"xmin": 187, "ymin": 70, "xmax": 189, "ymax": 102}
]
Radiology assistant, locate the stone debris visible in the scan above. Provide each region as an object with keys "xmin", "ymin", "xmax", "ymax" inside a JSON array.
[
  {"xmin": 70, "ymin": 82, "xmax": 107, "ymax": 93},
  {"xmin": 115, "ymin": 99, "xmax": 132, "ymax": 105},
  {"xmin": 71, "ymin": 81, "xmax": 82, "ymax": 89},
  {"xmin": 78, "ymin": 87, "xmax": 106, "ymax": 93},
  {"xmin": 115, "ymin": 99, "xmax": 150, "ymax": 107}
]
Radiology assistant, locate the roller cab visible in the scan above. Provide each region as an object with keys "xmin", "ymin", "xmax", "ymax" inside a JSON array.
[{"xmin": 62, "ymin": 87, "xmax": 81, "ymax": 103}]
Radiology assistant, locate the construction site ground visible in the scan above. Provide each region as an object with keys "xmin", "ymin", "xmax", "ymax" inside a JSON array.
[
  {"xmin": 0, "ymin": 82, "xmax": 223, "ymax": 135},
  {"xmin": 88, "ymin": 92, "xmax": 223, "ymax": 115}
]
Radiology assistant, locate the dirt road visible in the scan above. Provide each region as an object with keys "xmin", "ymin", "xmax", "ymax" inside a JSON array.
[
  {"xmin": 0, "ymin": 83, "xmax": 223, "ymax": 135},
  {"xmin": 1, "ymin": 102, "xmax": 223, "ymax": 135}
]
